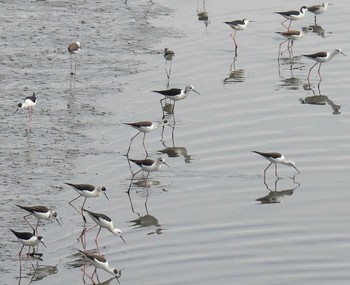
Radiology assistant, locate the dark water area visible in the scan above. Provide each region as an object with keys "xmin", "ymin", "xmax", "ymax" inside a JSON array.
[{"xmin": 1, "ymin": 0, "xmax": 350, "ymax": 284}]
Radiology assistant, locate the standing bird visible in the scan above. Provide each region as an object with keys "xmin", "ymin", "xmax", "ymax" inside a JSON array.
[
  {"xmin": 82, "ymin": 209, "xmax": 125, "ymax": 251},
  {"xmin": 128, "ymin": 157, "xmax": 169, "ymax": 192},
  {"xmin": 275, "ymin": 6, "xmax": 308, "ymax": 30},
  {"xmin": 15, "ymin": 204, "xmax": 61, "ymax": 233},
  {"xmin": 225, "ymin": 19, "xmax": 253, "ymax": 55},
  {"xmin": 252, "ymin": 151, "xmax": 300, "ymax": 178},
  {"xmin": 123, "ymin": 119, "xmax": 168, "ymax": 156},
  {"xmin": 302, "ymin": 49, "xmax": 347, "ymax": 80},
  {"xmin": 14, "ymin": 92, "xmax": 37, "ymax": 131},
  {"xmin": 276, "ymin": 27, "xmax": 312, "ymax": 57},
  {"xmin": 68, "ymin": 41, "xmax": 81, "ymax": 75},
  {"xmin": 64, "ymin": 182, "xmax": 109, "ymax": 223},
  {"xmin": 78, "ymin": 249, "xmax": 122, "ymax": 283},
  {"xmin": 308, "ymin": 2, "xmax": 328, "ymax": 23},
  {"xmin": 10, "ymin": 229, "xmax": 46, "ymax": 270},
  {"xmin": 152, "ymin": 85, "xmax": 200, "ymax": 120},
  {"xmin": 163, "ymin": 48, "xmax": 175, "ymax": 79}
]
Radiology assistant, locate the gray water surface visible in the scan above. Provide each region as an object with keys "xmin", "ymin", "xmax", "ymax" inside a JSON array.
[{"xmin": 2, "ymin": 0, "xmax": 350, "ymax": 284}]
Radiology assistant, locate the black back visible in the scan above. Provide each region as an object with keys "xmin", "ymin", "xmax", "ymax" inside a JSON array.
[
  {"xmin": 25, "ymin": 92, "xmax": 37, "ymax": 103},
  {"xmin": 84, "ymin": 209, "xmax": 112, "ymax": 222},
  {"xmin": 64, "ymin": 182, "xmax": 96, "ymax": 191},
  {"xmin": 10, "ymin": 229, "xmax": 33, "ymax": 240},
  {"xmin": 152, "ymin": 88, "xmax": 182, "ymax": 96}
]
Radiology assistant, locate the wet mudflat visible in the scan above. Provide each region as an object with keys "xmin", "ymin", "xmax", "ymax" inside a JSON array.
[{"xmin": 1, "ymin": 0, "xmax": 350, "ymax": 284}]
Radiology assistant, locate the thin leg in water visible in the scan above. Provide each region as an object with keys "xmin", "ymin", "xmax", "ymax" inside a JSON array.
[
  {"xmin": 126, "ymin": 131, "xmax": 141, "ymax": 156},
  {"xmin": 307, "ymin": 62, "xmax": 319, "ymax": 81},
  {"xmin": 317, "ymin": 62, "xmax": 323, "ymax": 80},
  {"xmin": 274, "ymin": 164, "xmax": 280, "ymax": 178},
  {"xmin": 263, "ymin": 162, "xmax": 273, "ymax": 177},
  {"xmin": 141, "ymin": 133, "xmax": 148, "ymax": 156}
]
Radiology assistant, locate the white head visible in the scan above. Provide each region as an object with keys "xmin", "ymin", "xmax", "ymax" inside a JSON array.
[
  {"xmin": 335, "ymin": 48, "xmax": 347, "ymax": 57},
  {"xmin": 301, "ymin": 6, "xmax": 308, "ymax": 13},
  {"xmin": 158, "ymin": 157, "xmax": 170, "ymax": 167},
  {"xmin": 37, "ymin": 236, "xmax": 47, "ymax": 248},
  {"xmin": 98, "ymin": 186, "xmax": 109, "ymax": 200},
  {"xmin": 112, "ymin": 228, "xmax": 126, "ymax": 243},
  {"xmin": 49, "ymin": 210, "xmax": 62, "ymax": 226},
  {"xmin": 109, "ymin": 267, "xmax": 122, "ymax": 278},
  {"xmin": 243, "ymin": 18, "xmax": 254, "ymax": 25},
  {"xmin": 283, "ymin": 161, "xmax": 300, "ymax": 173},
  {"xmin": 323, "ymin": 2, "xmax": 328, "ymax": 9},
  {"xmin": 50, "ymin": 210, "xmax": 58, "ymax": 218},
  {"xmin": 185, "ymin": 85, "xmax": 200, "ymax": 95}
]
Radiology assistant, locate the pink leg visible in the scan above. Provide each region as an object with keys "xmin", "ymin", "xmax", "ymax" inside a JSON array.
[
  {"xmin": 80, "ymin": 267, "xmax": 87, "ymax": 284},
  {"xmin": 279, "ymin": 39, "xmax": 289, "ymax": 56},
  {"xmin": 127, "ymin": 169, "xmax": 142, "ymax": 194},
  {"xmin": 69, "ymin": 195, "xmax": 86, "ymax": 222},
  {"xmin": 90, "ymin": 267, "xmax": 98, "ymax": 283},
  {"xmin": 274, "ymin": 164, "xmax": 280, "ymax": 178},
  {"xmin": 281, "ymin": 19, "xmax": 288, "ymax": 29},
  {"xmin": 307, "ymin": 62, "xmax": 319, "ymax": 80},
  {"xmin": 35, "ymin": 219, "xmax": 40, "ymax": 235},
  {"xmin": 78, "ymin": 228, "xmax": 87, "ymax": 249},
  {"xmin": 141, "ymin": 133, "xmax": 148, "ymax": 155},
  {"xmin": 126, "ymin": 131, "xmax": 141, "ymax": 156},
  {"xmin": 80, "ymin": 198, "xmax": 89, "ymax": 223},
  {"xmin": 168, "ymin": 60, "xmax": 173, "ymax": 79},
  {"xmin": 317, "ymin": 63, "xmax": 323, "ymax": 80},
  {"xmin": 289, "ymin": 40, "xmax": 294, "ymax": 57},
  {"xmin": 19, "ymin": 245, "xmax": 24, "ymax": 271},
  {"xmin": 95, "ymin": 227, "xmax": 102, "ymax": 254},
  {"xmin": 165, "ymin": 60, "xmax": 170, "ymax": 79},
  {"xmin": 160, "ymin": 98, "xmax": 166, "ymax": 118},
  {"xmin": 28, "ymin": 249, "xmax": 35, "ymax": 269},
  {"xmin": 144, "ymin": 172, "xmax": 150, "ymax": 191},
  {"xmin": 172, "ymin": 101, "xmax": 177, "ymax": 124},
  {"xmin": 230, "ymin": 30, "xmax": 237, "ymax": 48},
  {"xmin": 263, "ymin": 162, "xmax": 273, "ymax": 177},
  {"xmin": 23, "ymin": 214, "xmax": 35, "ymax": 232}
]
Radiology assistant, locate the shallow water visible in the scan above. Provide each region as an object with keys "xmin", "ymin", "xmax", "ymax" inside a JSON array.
[{"xmin": 2, "ymin": 0, "xmax": 350, "ymax": 284}]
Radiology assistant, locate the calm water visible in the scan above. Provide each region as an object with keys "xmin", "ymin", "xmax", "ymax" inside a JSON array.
[{"xmin": 2, "ymin": 0, "xmax": 350, "ymax": 284}]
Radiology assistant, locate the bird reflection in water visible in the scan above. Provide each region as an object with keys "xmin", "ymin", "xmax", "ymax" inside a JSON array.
[
  {"xmin": 196, "ymin": 0, "xmax": 210, "ymax": 29},
  {"xmin": 308, "ymin": 24, "xmax": 326, "ymax": 38},
  {"xmin": 163, "ymin": 48, "xmax": 175, "ymax": 87},
  {"xmin": 71, "ymin": 250, "xmax": 123, "ymax": 285},
  {"xmin": 276, "ymin": 27, "xmax": 312, "ymax": 59},
  {"xmin": 256, "ymin": 176, "xmax": 300, "ymax": 204},
  {"xmin": 95, "ymin": 277, "xmax": 122, "ymax": 285},
  {"xmin": 18, "ymin": 262, "xmax": 57, "ymax": 285},
  {"xmin": 18, "ymin": 268, "xmax": 36, "ymax": 285},
  {"xmin": 161, "ymin": 100, "xmax": 175, "ymax": 119},
  {"xmin": 158, "ymin": 146, "xmax": 192, "ymax": 163},
  {"xmin": 17, "ymin": 258, "xmax": 40, "ymax": 285},
  {"xmin": 132, "ymin": 178, "xmax": 161, "ymax": 189},
  {"xmin": 277, "ymin": 56, "xmax": 303, "ymax": 90},
  {"xmin": 300, "ymin": 81, "xmax": 341, "ymax": 115},
  {"xmin": 30, "ymin": 264, "xmax": 58, "ymax": 283},
  {"xmin": 127, "ymin": 189, "xmax": 163, "ymax": 235},
  {"xmin": 159, "ymin": 118, "xmax": 193, "ymax": 163},
  {"xmin": 223, "ymin": 56, "xmax": 245, "ymax": 84}
]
